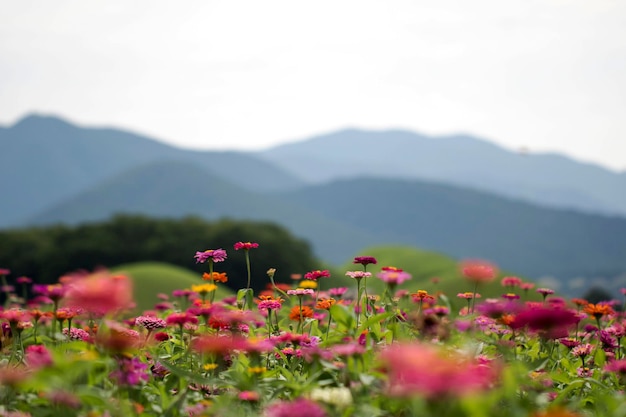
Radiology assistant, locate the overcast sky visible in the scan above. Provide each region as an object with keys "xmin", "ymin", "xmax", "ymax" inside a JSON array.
[{"xmin": 1, "ymin": 0, "xmax": 625, "ymax": 171}]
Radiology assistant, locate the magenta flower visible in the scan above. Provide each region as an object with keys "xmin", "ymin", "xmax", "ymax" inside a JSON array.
[
  {"xmin": 194, "ymin": 248, "xmax": 227, "ymax": 263},
  {"xmin": 304, "ymin": 270, "xmax": 331, "ymax": 280},
  {"xmin": 605, "ymin": 359, "xmax": 626, "ymax": 375},
  {"xmin": 110, "ymin": 357, "xmax": 149, "ymax": 386},
  {"xmin": 353, "ymin": 256, "xmax": 377, "ymax": 266},
  {"xmin": 16, "ymin": 276, "xmax": 32, "ymax": 285},
  {"xmin": 258, "ymin": 300, "xmax": 283, "ymax": 310},
  {"xmin": 0, "ymin": 268, "xmax": 10, "ymax": 276},
  {"xmin": 265, "ymin": 398, "xmax": 327, "ymax": 417},
  {"xmin": 234, "ymin": 241, "xmax": 259, "ymax": 250},
  {"xmin": 511, "ymin": 305, "xmax": 579, "ymax": 339},
  {"xmin": 328, "ymin": 287, "xmax": 348, "ymax": 297}
]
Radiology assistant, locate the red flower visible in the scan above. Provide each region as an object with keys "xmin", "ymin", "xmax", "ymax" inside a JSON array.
[
  {"xmin": 234, "ymin": 242, "xmax": 259, "ymax": 250},
  {"xmin": 304, "ymin": 270, "xmax": 331, "ymax": 280}
]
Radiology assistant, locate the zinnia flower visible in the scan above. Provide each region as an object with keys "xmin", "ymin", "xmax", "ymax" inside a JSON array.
[
  {"xmin": 234, "ymin": 242, "xmax": 259, "ymax": 250},
  {"xmin": 345, "ymin": 271, "xmax": 371, "ymax": 280},
  {"xmin": 377, "ymin": 270, "xmax": 412, "ymax": 286},
  {"xmin": 353, "ymin": 256, "xmax": 377, "ymax": 266},
  {"xmin": 304, "ymin": 270, "xmax": 331, "ymax": 280},
  {"xmin": 202, "ymin": 272, "xmax": 228, "ymax": 282},
  {"xmin": 63, "ymin": 271, "xmax": 133, "ymax": 315},
  {"xmin": 379, "ymin": 343, "xmax": 497, "ymax": 399},
  {"xmin": 194, "ymin": 248, "xmax": 228, "ymax": 263},
  {"xmin": 289, "ymin": 306, "xmax": 314, "ymax": 321},
  {"xmin": 265, "ymin": 398, "xmax": 327, "ymax": 417},
  {"xmin": 461, "ymin": 260, "xmax": 497, "ymax": 283},
  {"xmin": 511, "ymin": 305, "xmax": 579, "ymax": 339}
]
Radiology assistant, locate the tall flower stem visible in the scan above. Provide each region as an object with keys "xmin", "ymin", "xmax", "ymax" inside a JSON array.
[
  {"xmin": 355, "ymin": 279, "xmax": 362, "ymax": 330},
  {"xmin": 470, "ymin": 282, "xmax": 479, "ymax": 314}
]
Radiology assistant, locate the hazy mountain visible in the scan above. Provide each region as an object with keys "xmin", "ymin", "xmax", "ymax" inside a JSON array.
[
  {"xmin": 27, "ymin": 163, "xmax": 626, "ymax": 291},
  {"xmin": 0, "ymin": 114, "xmax": 305, "ymax": 227},
  {"xmin": 27, "ymin": 160, "xmax": 378, "ymax": 261},
  {"xmin": 275, "ymin": 177, "xmax": 626, "ymax": 289},
  {"xmin": 258, "ymin": 129, "xmax": 626, "ymax": 217}
]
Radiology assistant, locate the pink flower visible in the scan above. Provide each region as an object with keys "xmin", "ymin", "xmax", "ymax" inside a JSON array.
[
  {"xmin": 520, "ymin": 282, "xmax": 535, "ymax": 291},
  {"xmin": 239, "ymin": 391, "xmax": 260, "ymax": 402},
  {"xmin": 16, "ymin": 276, "xmax": 32, "ymax": 284},
  {"xmin": 304, "ymin": 270, "xmax": 331, "ymax": 280},
  {"xmin": 234, "ymin": 242, "xmax": 259, "ymax": 250},
  {"xmin": 63, "ymin": 271, "xmax": 133, "ymax": 314},
  {"xmin": 501, "ymin": 276, "xmax": 522, "ymax": 287},
  {"xmin": 461, "ymin": 260, "xmax": 497, "ymax": 283},
  {"xmin": 345, "ymin": 271, "xmax": 371, "ymax": 280},
  {"xmin": 265, "ymin": 398, "xmax": 327, "ymax": 417},
  {"xmin": 25, "ymin": 345, "xmax": 53, "ymax": 369},
  {"xmin": 328, "ymin": 287, "xmax": 348, "ymax": 297},
  {"xmin": 166, "ymin": 312, "xmax": 198, "ymax": 327},
  {"xmin": 536, "ymin": 288, "xmax": 555, "ymax": 296},
  {"xmin": 135, "ymin": 315, "xmax": 167, "ymax": 330},
  {"xmin": 379, "ymin": 343, "xmax": 497, "ymax": 399},
  {"xmin": 63, "ymin": 327, "xmax": 91, "ymax": 341},
  {"xmin": 377, "ymin": 270, "xmax": 412, "ymax": 286},
  {"xmin": 0, "ymin": 268, "xmax": 10, "ymax": 276},
  {"xmin": 194, "ymin": 248, "xmax": 227, "ymax": 263},
  {"xmin": 287, "ymin": 289, "xmax": 315, "ymax": 296}
]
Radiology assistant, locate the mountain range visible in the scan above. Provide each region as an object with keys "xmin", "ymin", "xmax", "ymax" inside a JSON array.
[{"xmin": 2, "ymin": 114, "xmax": 625, "ymax": 293}]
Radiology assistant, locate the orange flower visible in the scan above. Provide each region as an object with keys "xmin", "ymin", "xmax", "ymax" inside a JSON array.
[
  {"xmin": 316, "ymin": 298, "xmax": 337, "ymax": 310},
  {"xmin": 289, "ymin": 306, "xmax": 314, "ymax": 321},
  {"xmin": 571, "ymin": 298, "xmax": 588, "ymax": 307},
  {"xmin": 583, "ymin": 303, "xmax": 614, "ymax": 319},
  {"xmin": 202, "ymin": 272, "xmax": 228, "ymax": 283}
]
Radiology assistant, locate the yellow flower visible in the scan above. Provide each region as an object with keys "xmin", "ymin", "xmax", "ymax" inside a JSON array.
[
  {"xmin": 192, "ymin": 284, "xmax": 218, "ymax": 295},
  {"xmin": 248, "ymin": 366, "xmax": 266, "ymax": 374},
  {"xmin": 299, "ymin": 280, "xmax": 318, "ymax": 289},
  {"xmin": 203, "ymin": 363, "xmax": 219, "ymax": 371}
]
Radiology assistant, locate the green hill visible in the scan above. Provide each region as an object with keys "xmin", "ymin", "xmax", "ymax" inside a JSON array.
[
  {"xmin": 332, "ymin": 245, "xmax": 541, "ymax": 312},
  {"xmin": 112, "ymin": 261, "xmax": 232, "ymax": 313}
]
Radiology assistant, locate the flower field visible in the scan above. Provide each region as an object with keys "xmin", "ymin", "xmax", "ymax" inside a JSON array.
[{"xmin": 1, "ymin": 243, "xmax": 626, "ymax": 417}]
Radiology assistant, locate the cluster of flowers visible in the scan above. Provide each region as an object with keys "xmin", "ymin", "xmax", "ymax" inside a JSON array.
[{"xmin": 1, "ymin": 251, "xmax": 626, "ymax": 417}]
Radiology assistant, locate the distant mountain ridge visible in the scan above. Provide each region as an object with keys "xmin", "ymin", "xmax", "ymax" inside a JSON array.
[
  {"xmin": 258, "ymin": 128, "xmax": 626, "ymax": 217},
  {"xmin": 0, "ymin": 114, "xmax": 305, "ymax": 227},
  {"xmin": 2, "ymin": 114, "xmax": 625, "ymax": 294}
]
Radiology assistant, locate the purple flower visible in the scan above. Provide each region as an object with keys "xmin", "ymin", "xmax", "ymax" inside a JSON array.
[
  {"xmin": 194, "ymin": 248, "xmax": 228, "ymax": 263},
  {"xmin": 110, "ymin": 357, "xmax": 150, "ymax": 386}
]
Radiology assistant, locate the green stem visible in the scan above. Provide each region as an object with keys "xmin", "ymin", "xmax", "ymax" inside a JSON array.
[{"xmin": 325, "ymin": 312, "xmax": 333, "ymax": 342}]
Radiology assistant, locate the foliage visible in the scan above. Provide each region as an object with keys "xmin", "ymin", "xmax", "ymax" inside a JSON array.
[
  {"xmin": 0, "ymin": 215, "xmax": 321, "ymax": 293},
  {"xmin": 2, "ymin": 245, "xmax": 626, "ymax": 417}
]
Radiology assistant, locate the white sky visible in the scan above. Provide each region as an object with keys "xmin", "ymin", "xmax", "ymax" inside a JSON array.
[{"xmin": 1, "ymin": 0, "xmax": 625, "ymax": 171}]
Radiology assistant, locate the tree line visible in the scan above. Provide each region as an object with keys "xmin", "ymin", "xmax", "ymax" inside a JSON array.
[{"xmin": 0, "ymin": 215, "xmax": 322, "ymax": 293}]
